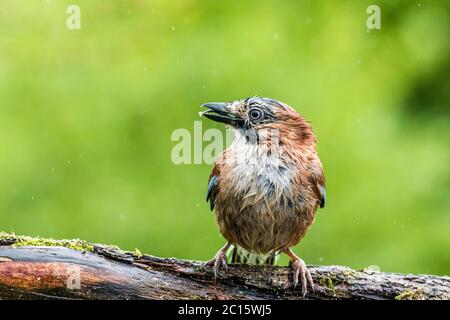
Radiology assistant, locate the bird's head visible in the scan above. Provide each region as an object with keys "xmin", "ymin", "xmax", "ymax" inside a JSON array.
[{"xmin": 200, "ymin": 96, "xmax": 315, "ymax": 145}]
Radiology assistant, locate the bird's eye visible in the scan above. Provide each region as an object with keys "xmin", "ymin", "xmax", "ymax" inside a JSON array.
[{"xmin": 249, "ymin": 108, "xmax": 264, "ymax": 122}]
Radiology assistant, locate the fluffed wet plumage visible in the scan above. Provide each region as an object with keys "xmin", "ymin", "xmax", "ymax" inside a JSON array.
[{"xmin": 203, "ymin": 96, "xmax": 325, "ymax": 295}]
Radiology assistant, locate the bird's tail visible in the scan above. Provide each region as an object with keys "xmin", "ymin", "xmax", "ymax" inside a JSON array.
[{"xmin": 230, "ymin": 245, "xmax": 278, "ymax": 265}]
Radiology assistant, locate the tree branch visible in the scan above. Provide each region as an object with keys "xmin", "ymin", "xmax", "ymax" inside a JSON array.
[{"xmin": 0, "ymin": 234, "xmax": 448, "ymax": 300}]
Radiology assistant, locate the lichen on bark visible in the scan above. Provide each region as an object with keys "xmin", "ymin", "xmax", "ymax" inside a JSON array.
[{"xmin": 0, "ymin": 232, "xmax": 94, "ymax": 252}]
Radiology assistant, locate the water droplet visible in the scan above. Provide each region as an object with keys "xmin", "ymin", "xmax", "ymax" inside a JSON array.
[
  {"xmin": 365, "ymin": 265, "xmax": 381, "ymax": 272},
  {"xmin": 172, "ymin": 26, "xmax": 176, "ymax": 31}
]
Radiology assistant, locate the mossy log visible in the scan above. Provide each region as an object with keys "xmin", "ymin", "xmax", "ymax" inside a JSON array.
[{"xmin": 0, "ymin": 233, "xmax": 449, "ymax": 300}]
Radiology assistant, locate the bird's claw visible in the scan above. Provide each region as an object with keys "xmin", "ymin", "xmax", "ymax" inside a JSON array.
[
  {"xmin": 290, "ymin": 257, "xmax": 315, "ymax": 298},
  {"xmin": 203, "ymin": 250, "xmax": 228, "ymax": 281}
]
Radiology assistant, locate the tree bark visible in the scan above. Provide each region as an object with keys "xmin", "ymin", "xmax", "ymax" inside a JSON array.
[{"xmin": 0, "ymin": 234, "xmax": 448, "ymax": 300}]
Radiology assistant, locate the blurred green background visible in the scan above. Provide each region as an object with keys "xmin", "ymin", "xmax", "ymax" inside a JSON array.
[{"xmin": 0, "ymin": 0, "xmax": 448, "ymax": 275}]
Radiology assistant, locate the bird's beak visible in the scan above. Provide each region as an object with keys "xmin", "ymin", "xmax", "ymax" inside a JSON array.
[{"xmin": 200, "ymin": 102, "xmax": 244, "ymax": 127}]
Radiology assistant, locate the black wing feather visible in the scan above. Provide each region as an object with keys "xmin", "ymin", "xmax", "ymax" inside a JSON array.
[
  {"xmin": 319, "ymin": 185, "xmax": 326, "ymax": 208},
  {"xmin": 206, "ymin": 175, "xmax": 218, "ymax": 210}
]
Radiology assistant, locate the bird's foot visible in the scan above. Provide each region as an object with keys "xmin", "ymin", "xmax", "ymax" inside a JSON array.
[
  {"xmin": 202, "ymin": 243, "xmax": 231, "ymax": 281},
  {"xmin": 290, "ymin": 257, "xmax": 314, "ymax": 297},
  {"xmin": 284, "ymin": 249, "xmax": 315, "ymax": 297}
]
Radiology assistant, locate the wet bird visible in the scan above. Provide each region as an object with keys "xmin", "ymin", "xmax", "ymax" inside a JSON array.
[{"xmin": 200, "ymin": 96, "xmax": 325, "ymax": 296}]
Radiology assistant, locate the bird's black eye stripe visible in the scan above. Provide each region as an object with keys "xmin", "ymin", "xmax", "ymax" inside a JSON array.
[{"xmin": 249, "ymin": 108, "xmax": 264, "ymax": 121}]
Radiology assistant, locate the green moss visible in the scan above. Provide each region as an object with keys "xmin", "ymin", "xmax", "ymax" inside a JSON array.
[
  {"xmin": 0, "ymin": 232, "xmax": 17, "ymax": 243},
  {"xmin": 0, "ymin": 232, "xmax": 94, "ymax": 252},
  {"xmin": 318, "ymin": 275, "xmax": 334, "ymax": 289},
  {"xmin": 343, "ymin": 269, "xmax": 358, "ymax": 277},
  {"xmin": 317, "ymin": 275, "xmax": 336, "ymax": 295},
  {"xmin": 193, "ymin": 265, "xmax": 203, "ymax": 272},
  {"xmin": 395, "ymin": 289, "xmax": 424, "ymax": 300},
  {"xmin": 134, "ymin": 248, "xmax": 143, "ymax": 258}
]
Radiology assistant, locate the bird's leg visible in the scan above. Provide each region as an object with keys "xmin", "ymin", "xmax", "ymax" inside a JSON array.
[
  {"xmin": 283, "ymin": 248, "xmax": 314, "ymax": 297},
  {"xmin": 203, "ymin": 242, "xmax": 231, "ymax": 280}
]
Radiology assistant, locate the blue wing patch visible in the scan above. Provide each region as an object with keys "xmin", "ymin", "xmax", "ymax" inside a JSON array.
[
  {"xmin": 206, "ymin": 175, "xmax": 218, "ymax": 210},
  {"xmin": 319, "ymin": 185, "xmax": 326, "ymax": 208}
]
